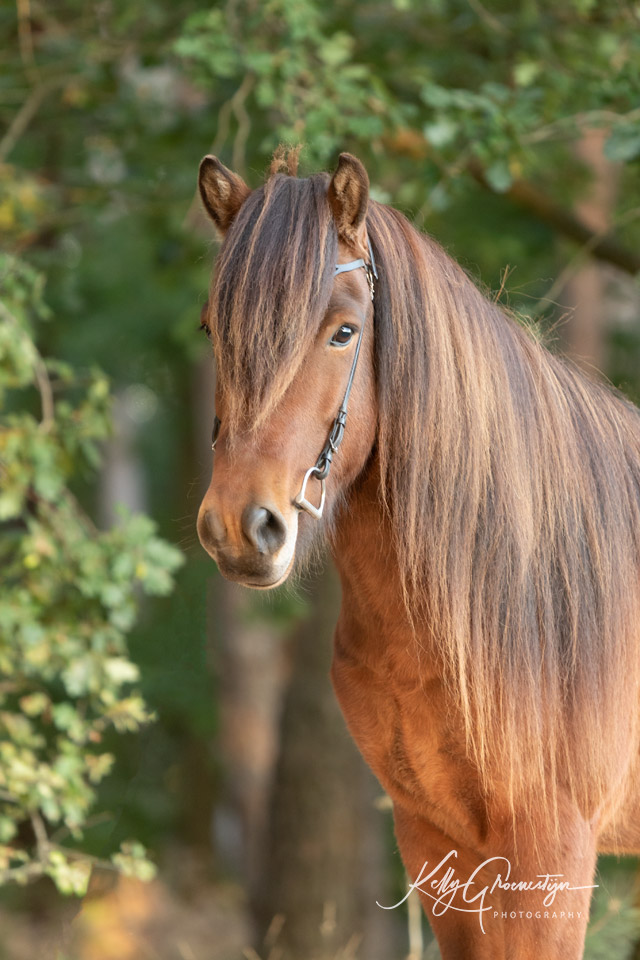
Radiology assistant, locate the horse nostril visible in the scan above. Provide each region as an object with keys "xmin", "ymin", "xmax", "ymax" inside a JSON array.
[
  {"xmin": 241, "ymin": 504, "xmax": 287, "ymax": 555},
  {"xmin": 209, "ymin": 509, "xmax": 228, "ymax": 543},
  {"xmin": 199, "ymin": 507, "xmax": 227, "ymax": 547}
]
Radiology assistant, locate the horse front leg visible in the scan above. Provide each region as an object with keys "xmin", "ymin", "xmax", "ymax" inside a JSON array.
[{"xmin": 392, "ymin": 801, "xmax": 598, "ymax": 960}]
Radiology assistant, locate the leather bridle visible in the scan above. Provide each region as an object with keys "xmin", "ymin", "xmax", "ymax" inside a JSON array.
[{"xmin": 211, "ymin": 235, "xmax": 378, "ymax": 521}]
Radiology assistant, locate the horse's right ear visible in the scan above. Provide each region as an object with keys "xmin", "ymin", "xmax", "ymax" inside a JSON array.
[{"xmin": 198, "ymin": 156, "xmax": 250, "ymax": 234}]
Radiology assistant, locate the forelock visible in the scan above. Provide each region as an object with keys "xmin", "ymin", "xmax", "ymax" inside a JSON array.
[{"xmin": 209, "ymin": 172, "xmax": 338, "ymax": 435}]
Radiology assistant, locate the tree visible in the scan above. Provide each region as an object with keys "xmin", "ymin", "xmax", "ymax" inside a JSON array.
[{"xmin": 0, "ymin": 252, "xmax": 183, "ymax": 894}]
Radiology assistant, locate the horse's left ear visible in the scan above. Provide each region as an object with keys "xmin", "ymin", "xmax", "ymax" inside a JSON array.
[
  {"xmin": 198, "ymin": 155, "xmax": 250, "ymax": 234},
  {"xmin": 328, "ymin": 153, "xmax": 369, "ymax": 252}
]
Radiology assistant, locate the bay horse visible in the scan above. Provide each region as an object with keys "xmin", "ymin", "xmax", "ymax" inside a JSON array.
[{"xmin": 196, "ymin": 147, "xmax": 640, "ymax": 959}]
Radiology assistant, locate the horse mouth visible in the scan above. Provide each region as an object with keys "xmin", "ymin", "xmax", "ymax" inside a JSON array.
[
  {"xmin": 206, "ymin": 542, "xmax": 296, "ymax": 590},
  {"xmin": 240, "ymin": 562, "xmax": 295, "ymax": 590}
]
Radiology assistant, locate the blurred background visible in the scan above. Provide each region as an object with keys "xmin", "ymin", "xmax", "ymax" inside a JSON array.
[{"xmin": 1, "ymin": 1, "xmax": 640, "ymax": 958}]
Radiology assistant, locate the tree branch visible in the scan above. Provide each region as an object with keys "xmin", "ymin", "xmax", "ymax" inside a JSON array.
[
  {"xmin": 0, "ymin": 300, "xmax": 55, "ymax": 427},
  {"xmin": 0, "ymin": 77, "xmax": 64, "ymax": 163},
  {"xmin": 468, "ymin": 159, "xmax": 640, "ymax": 275}
]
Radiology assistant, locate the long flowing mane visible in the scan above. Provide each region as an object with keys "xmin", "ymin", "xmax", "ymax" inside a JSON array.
[{"xmin": 209, "ymin": 165, "xmax": 640, "ymax": 826}]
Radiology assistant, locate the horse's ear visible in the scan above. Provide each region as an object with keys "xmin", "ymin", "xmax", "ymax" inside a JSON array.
[
  {"xmin": 198, "ymin": 155, "xmax": 250, "ymax": 234},
  {"xmin": 327, "ymin": 153, "xmax": 369, "ymax": 251}
]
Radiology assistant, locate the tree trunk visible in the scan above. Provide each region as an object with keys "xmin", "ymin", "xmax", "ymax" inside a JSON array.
[
  {"xmin": 254, "ymin": 562, "xmax": 397, "ymax": 960},
  {"xmin": 561, "ymin": 128, "xmax": 620, "ymax": 371}
]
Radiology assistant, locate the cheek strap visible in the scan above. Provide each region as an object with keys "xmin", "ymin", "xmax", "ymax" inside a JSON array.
[{"xmin": 293, "ymin": 236, "xmax": 377, "ymax": 520}]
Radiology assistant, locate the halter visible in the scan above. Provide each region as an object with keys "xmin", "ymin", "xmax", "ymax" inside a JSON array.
[
  {"xmin": 211, "ymin": 235, "xmax": 378, "ymax": 521},
  {"xmin": 293, "ymin": 237, "xmax": 377, "ymax": 518}
]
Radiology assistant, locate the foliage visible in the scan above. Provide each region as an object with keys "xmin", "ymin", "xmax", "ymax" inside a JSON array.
[
  {"xmin": 174, "ymin": 1, "xmax": 640, "ymax": 220},
  {"xmin": 175, "ymin": 0, "xmax": 400, "ymax": 166},
  {"xmin": 584, "ymin": 859, "xmax": 640, "ymax": 960},
  {"xmin": 0, "ymin": 253, "xmax": 183, "ymax": 894},
  {"xmin": 1, "ymin": 0, "xmax": 218, "ymax": 892}
]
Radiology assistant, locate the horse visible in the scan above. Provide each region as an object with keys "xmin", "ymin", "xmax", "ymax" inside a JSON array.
[{"xmin": 196, "ymin": 146, "xmax": 640, "ymax": 959}]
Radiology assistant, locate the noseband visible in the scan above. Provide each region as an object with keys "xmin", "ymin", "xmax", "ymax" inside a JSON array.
[{"xmin": 211, "ymin": 235, "xmax": 378, "ymax": 521}]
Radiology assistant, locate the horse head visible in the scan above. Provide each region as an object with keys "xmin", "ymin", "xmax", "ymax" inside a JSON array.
[{"xmin": 196, "ymin": 153, "xmax": 377, "ymax": 588}]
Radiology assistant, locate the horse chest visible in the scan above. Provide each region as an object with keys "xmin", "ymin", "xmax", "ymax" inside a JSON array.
[{"xmin": 330, "ymin": 618, "xmax": 485, "ymax": 842}]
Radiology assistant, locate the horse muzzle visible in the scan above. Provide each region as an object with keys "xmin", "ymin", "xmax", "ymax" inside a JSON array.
[{"xmin": 197, "ymin": 499, "xmax": 298, "ymax": 589}]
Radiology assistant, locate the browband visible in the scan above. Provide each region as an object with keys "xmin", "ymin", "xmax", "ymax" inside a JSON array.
[{"xmin": 334, "ymin": 236, "xmax": 378, "ymax": 280}]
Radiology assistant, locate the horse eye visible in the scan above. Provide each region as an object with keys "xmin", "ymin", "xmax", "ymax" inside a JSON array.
[
  {"xmin": 199, "ymin": 319, "xmax": 212, "ymax": 340},
  {"xmin": 330, "ymin": 324, "xmax": 355, "ymax": 347}
]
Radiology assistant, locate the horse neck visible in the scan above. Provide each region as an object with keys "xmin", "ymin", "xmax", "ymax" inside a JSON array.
[{"xmin": 330, "ymin": 456, "xmax": 439, "ymax": 676}]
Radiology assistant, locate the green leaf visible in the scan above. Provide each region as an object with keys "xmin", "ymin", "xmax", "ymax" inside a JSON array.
[
  {"xmin": 513, "ymin": 61, "xmax": 540, "ymax": 88},
  {"xmin": 45, "ymin": 851, "xmax": 91, "ymax": 897},
  {"xmin": 104, "ymin": 658, "xmax": 140, "ymax": 685},
  {"xmin": 604, "ymin": 124, "xmax": 640, "ymax": 162},
  {"xmin": 111, "ymin": 841, "xmax": 157, "ymax": 882},
  {"xmin": 484, "ymin": 160, "xmax": 513, "ymax": 193},
  {"xmin": 424, "ymin": 118, "xmax": 458, "ymax": 147}
]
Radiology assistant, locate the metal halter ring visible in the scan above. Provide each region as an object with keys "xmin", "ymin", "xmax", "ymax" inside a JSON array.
[{"xmin": 293, "ymin": 466, "xmax": 327, "ymax": 520}]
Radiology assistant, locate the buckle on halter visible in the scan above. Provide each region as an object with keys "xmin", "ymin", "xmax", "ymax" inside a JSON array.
[
  {"xmin": 328, "ymin": 413, "xmax": 346, "ymax": 453},
  {"xmin": 294, "ymin": 466, "xmax": 326, "ymax": 520},
  {"xmin": 365, "ymin": 264, "xmax": 375, "ymax": 301}
]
